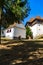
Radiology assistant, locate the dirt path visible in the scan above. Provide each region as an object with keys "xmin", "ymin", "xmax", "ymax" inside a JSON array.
[{"xmin": 0, "ymin": 40, "xmax": 43, "ymax": 65}]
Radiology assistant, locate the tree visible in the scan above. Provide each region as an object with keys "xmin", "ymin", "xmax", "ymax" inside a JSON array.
[
  {"xmin": 0, "ymin": 0, "xmax": 5, "ymax": 19},
  {"xmin": 0, "ymin": 0, "xmax": 31, "ymax": 27},
  {"xmin": 26, "ymin": 26, "xmax": 33, "ymax": 39}
]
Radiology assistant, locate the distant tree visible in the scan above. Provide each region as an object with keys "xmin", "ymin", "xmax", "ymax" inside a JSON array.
[
  {"xmin": 26, "ymin": 26, "xmax": 33, "ymax": 39},
  {"xmin": 0, "ymin": 0, "xmax": 31, "ymax": 28}
]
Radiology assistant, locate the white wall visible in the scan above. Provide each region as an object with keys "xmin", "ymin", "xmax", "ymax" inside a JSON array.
[
  {"xmin": 4, "ymin": 28, "xmax": 14, "ymax": 39},
  {"xmin": 14, "ymin": 27, "xmax": 26, "ymax": 38},
  {"xmin": 37, "ymin": 23, "xmax": 43, "ymax": 35},
  {"xmin": 29, "ymin": 23, "xmax": 43, "ymax": 38},
  {"xmin": 29, "ymin": 24, "xmax": 37, "ymax": 38},
  {"xmin": 4, "ymin": 27, "xmax": 26, "ymax": 39}
]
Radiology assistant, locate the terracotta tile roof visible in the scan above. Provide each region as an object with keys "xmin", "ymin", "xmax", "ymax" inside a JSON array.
[
  {"xmin": 6, "ymin": 22, "xmax": 25, "ymax": 30},
  {"xmin": 26, "ymin": 16, "xmax": 43, "ymax": 26},
  {"xmin": 36, "ymin": 16, "xmax": 41, "ymax": 19},
  {"xmin": 7, "ymin": 22, "xmax": 16, "ymax": 29},
  {"xmin": 41, "ymin": 18, "xmax": 43, "ymax": 20},
  {"xmin": 29, "ymin": 16, "xmax": 43, "ymax": 23},
  {"xmin": 29, "ymin": 18, "xmax": 35, "ymax": 23}
]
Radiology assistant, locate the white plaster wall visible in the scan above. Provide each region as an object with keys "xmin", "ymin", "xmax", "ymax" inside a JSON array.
[
  {"xmin": 29, "ymin": 23, "xmax": 43, "ymax": 38},
  {"xmin": 4, "ymin": 27, "xmax": 26, "ymax": 39},
  {"xmin": 37, "ymin": 23, "xmax": 43, "ymax": 35},
  {"xmin": 29, "ymin": 24, "xmax": 37, "ymax": 38},
  {"xmin": 4, "ymin": 23, "xmax": 26, "ymax": 39},
  {"xmin": 14, "ymin": 27, "xmax": 26, "ymax": 38},
  {"xmin": 4, "ymin": 28, "xmax": 14, "ymax": 39}
]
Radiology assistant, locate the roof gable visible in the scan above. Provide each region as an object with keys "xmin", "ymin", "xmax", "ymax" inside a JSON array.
[
  {"xmin": 6, "ymin": 23, "xmax": 25, "ymax": 30},
  {"xmin": 26, "ymin": 16, "xmax": 43, "ymax": 26}
]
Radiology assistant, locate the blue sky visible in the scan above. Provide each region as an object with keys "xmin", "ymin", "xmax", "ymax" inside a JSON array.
[{"xmin": 23, "ymin": 0, "xmax": 43, "ymax": 25}]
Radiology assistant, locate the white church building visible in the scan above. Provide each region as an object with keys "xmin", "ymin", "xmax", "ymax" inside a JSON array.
[
  {"xmin": 26, "ymin": 16, "xmax": 43, "ymax": 39},
  {"xmin": 1, "ymin": 22, "xmax": 26, "ymax": 39}
]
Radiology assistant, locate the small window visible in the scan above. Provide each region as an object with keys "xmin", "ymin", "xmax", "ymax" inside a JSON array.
[
  {"xmin": 7, "ymin": 30, "xmax": 9, "ymax": 33},
  {"xmin": 7, "ymin": 29, "xmax": 11, "ymax": 33},
  {"xmin": 10, "ymin": 29, "xmax": 11, "ymax": 32}
]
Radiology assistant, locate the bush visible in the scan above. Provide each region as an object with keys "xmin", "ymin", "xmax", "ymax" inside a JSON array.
[{"xmin": 26, "ymin": 26, "xmax": 33, "ymax": 39}]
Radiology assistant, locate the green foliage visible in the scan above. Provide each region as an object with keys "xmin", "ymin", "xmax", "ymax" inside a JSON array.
[
  {"xmin": 26, "ymin": 26, "xmax": 33, "ymax": 38},
  {"xmin": 0, "ymin": 0, "xmax": 31, "ymax": 27}
]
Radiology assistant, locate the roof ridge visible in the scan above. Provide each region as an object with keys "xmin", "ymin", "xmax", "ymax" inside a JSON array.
[{"xmin": 29, "ymin": 16, "xmax": 43, "ymax": 23}]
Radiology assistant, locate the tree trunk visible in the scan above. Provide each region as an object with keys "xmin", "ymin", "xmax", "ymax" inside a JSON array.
[{"xmin": 0, "ymin": 11, "xmax": 1, "ymax": 20}]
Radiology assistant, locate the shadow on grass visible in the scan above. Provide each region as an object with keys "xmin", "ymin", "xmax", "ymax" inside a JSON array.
[{"xmin": 0, "ymin": 41, "xmax": 43, "ymax": 65}]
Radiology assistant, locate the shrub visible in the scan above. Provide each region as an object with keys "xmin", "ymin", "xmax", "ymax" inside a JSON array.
[{"xmin": 26, "ymin": 26, "xmax": 33, "ymax": 39}]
